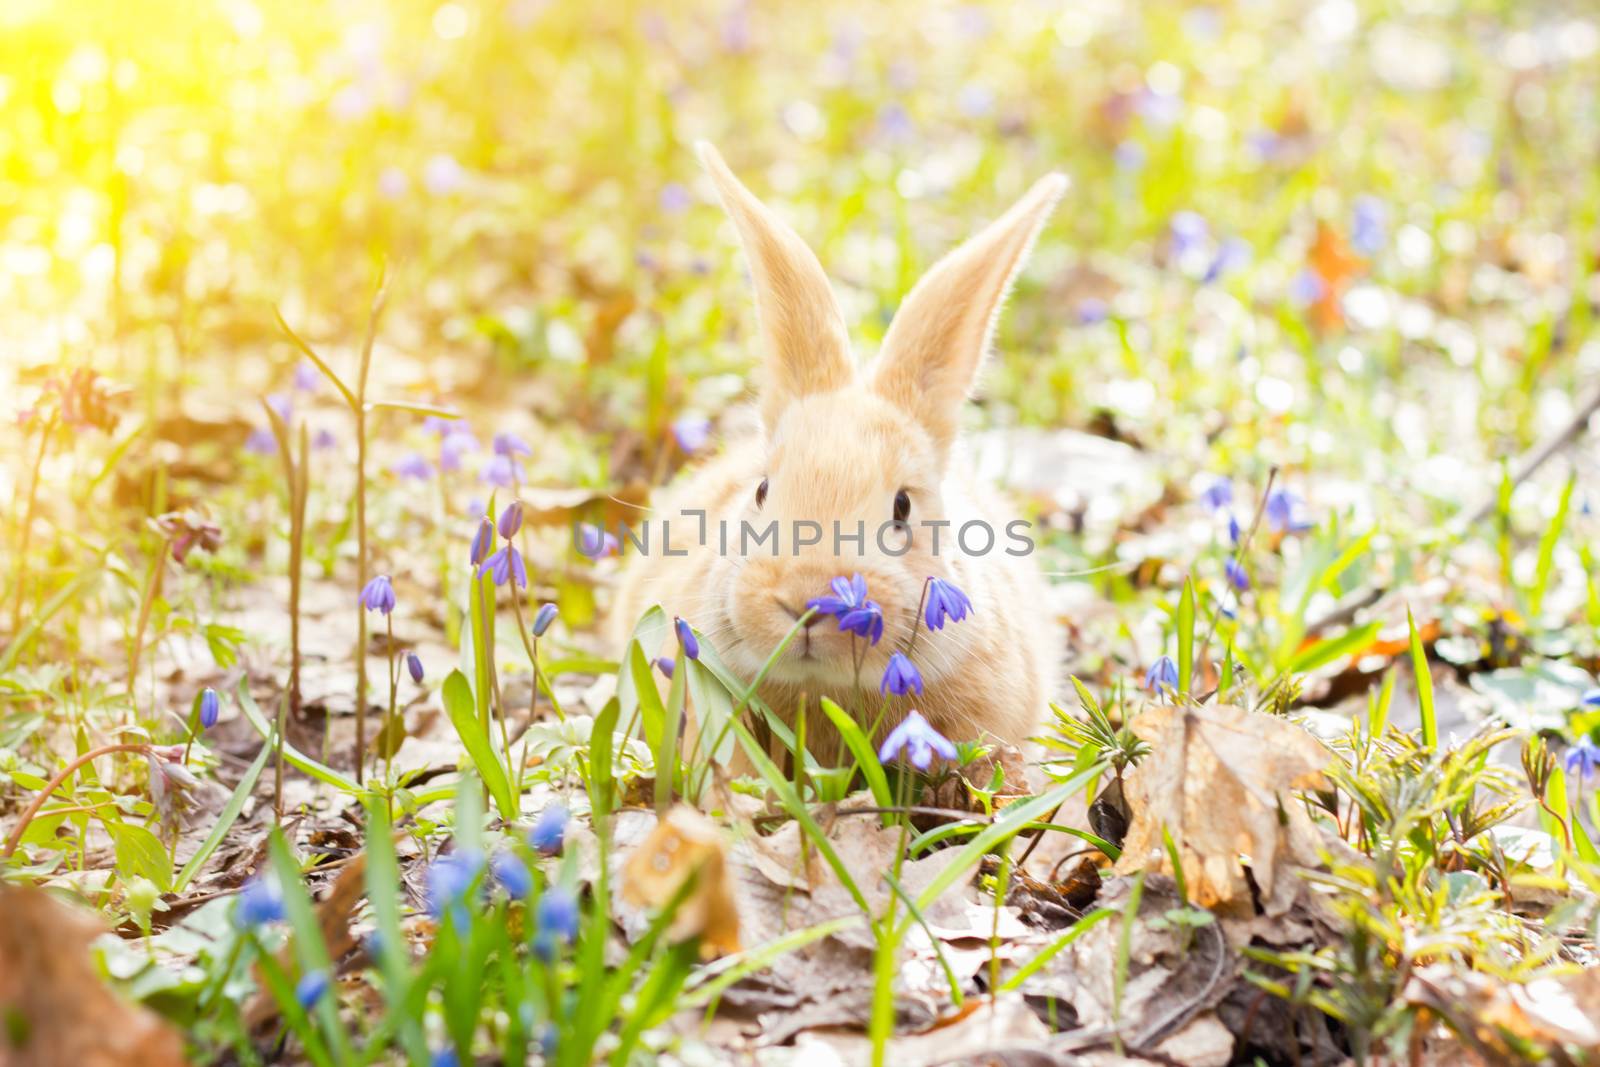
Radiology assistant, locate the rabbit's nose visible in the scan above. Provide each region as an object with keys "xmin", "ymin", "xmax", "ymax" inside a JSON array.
[{"xmin": 777, "ymin": 599, "xmax": 820, "ymax": 627}]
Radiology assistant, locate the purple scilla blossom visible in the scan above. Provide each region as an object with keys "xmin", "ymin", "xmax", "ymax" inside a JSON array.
[
  {"xmin": 313, "ymin": 428, "xmax": 338, "ymax": 451},
  {"xmin": 470, "ymin": 518, "xmax": 495, "ymax": 566},
  {"xmin": 537, "ymin": 884, "xmax": 580, "ymax": 942},
  {"xmin": 295, "ymin": 968, "xmax": 331, "ymax": 1009},
  {"xmin": 655, "ymin": 656, "xmax": 675, "ymax": 679},
  {"xmin": 440, "ymin": 430, "xmax": 478, "ymax": 472},
  {"xmin": 481, "ymin": 454, "xmax": 523, "ymax": 488},
  {"xmin": 266, "ymin": 392, "xmax": 294, "ymax": 422},
  {"xmin": 1227, "ymin": 512, "xmax": 1242, "ymax": 545},
  {"xmin": 293, "ymin": 360, "xmax": 320, "ymax": 393},
  {"xmin": 235, "ymin": 875, "xmax": 285, "ymax": 928},
  {"xmin": 675, "ymin": 617, "xmax": 699, "ymax": 660},
  {"xmin": 426, "ymin": 849, "xmax": 483, "ymax": 920},
  {"xmin": 498, "ymin": 500, "xmax": 524, "ymax": 540},
  {"xmin": 957, "ymin": 83, "xmax": 995, "ymax": 119},
  {"xmin": 671, "ymin": 416, "xmax": 712, "ymax": 454},
  {"xmin": 877, "ymin": 710, "xmax": 957, "ymax": 770},
  {"xmin": 1224, "ymin": 557, "xmax": 1250, "ymax": 592},
  {"xmin": 1203, "ymin": 237, "xmax": 1252, "ymax": 283},
  {"xmin": 840, "ymin": 602, "xmax": 885, "ymax": 644},
  {"xmin": 1288, "ymin": 269, "xmax": 1326, "ymax": 307},
  {"xmin": 810, "ymin": 573, "xmax": 867, "ymax": 615},
  {"xmin": 245, "ymin": 428, "xmax": 277, "ymax": 455},
  {"xmin": 1565, "ymin": 738, "xmax": 1600, "ymax": 782},
  {"xmin": 923, "ymin": 577, "xmax": 973, "ymax": 631},
  {"xmin": 529, "ymin": 804, "xmax": 569, "ymax": 855},
  {"xmin": 359, "ymin": 575, "xmax": 396, "ymax": 614},
  {"xmin": 1582, "ymin": 689, "xmax": 1600, "ymax": 708},
  {"xmin": 1198, "ymin": 476, "xmax": 1233, "ymax": 512},
  {"xmin": 490, "ymin": 851, "xmax": 533, "ymax": 899},
  {"xmin": 481, "ymin": 544, "xmax": 528, "ymax": 588},
  {"xmin": 1076, "ymin": 297, "xmax": 1109, "ymax": 326},
  {"xmin": 532, "ymin": 602, "xmax": 559, "ymax": 637},
  {"xmin": 391, "ymin": 452, "xmax": 433, "ymax": 481},
  {"xmin": 493, "ymin": 432, "xmax": 532, "ymax": 457},
  {"xmin": 198, "ymin": 688, "xmax": 220, "ymax": 729},
  {"xmin": 423, "ymin": 415, "xmax": 455, "ymax": 435},
  {"xmin": 406, "ymin": 652, "xmax": 425, "ymax": 684},
  {"xmin": 1351, "ymin": 195, "xmax": 1387, "ymax": 256},
  {"xmin": 1265, "ymin": 489, "xmax": 1314, "ymax": 534},
  {"xmin": 659, "ymin": 182, "xmax": 692, "ymax": 214},
  {"xmin": 1169, "ymin": 211, "xmax": 1209, "ymax": 258},
  {"xmin": 1145, "ymin": 655, "xmax": 1179, "ymax": 692},
  {"xmin": 430, "ymin": 1049, "xmax": 459, "ymax": 1067},
  {"xmin": 881, "ymin": 652, "xmax": 924, "ymax": 696},
  {"xmin": 577, "ymin": 523, "xmax": 619, "ymax": 559}
]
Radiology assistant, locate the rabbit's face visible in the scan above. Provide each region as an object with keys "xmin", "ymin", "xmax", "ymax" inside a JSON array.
[
  {"xmin": 690, "ymin": 143, "xmax": 1065, "ymax": 690},
  {"xmin": 720, "ymin": 389, "xmax": 952, "ymax": 685}
]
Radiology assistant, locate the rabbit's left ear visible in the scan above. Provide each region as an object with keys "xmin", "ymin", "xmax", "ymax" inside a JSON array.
[{"xmin": 872, "ymin": 173, "xmax": 1067, "ymax": 453}]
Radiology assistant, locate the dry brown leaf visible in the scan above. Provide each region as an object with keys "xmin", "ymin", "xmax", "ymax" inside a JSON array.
[
  {"xmin": 621, "ymin": 806, "xmax": 741, "ymax": 958},
  {"xmin": 1111, "ymin": 704, "xmax": 1330, "ymax": 914},
  {"xmin": 0, "ymin": 883, "xmax": 188, "ymax": 1067}
]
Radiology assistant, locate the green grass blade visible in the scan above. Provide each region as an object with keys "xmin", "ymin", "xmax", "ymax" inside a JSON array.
[
  {"xmin": 362, "ymin": 800, "xmax": 430, "ymax": 1066},
  {"xmin": 174, "ymin": 741, "xmax": 272, "ymax": 892},
  {"xmin": 1530, "ymin": 472, "xmax": 1576, "ymax": 619},
  {"xmin": 1287, "ymin": 620, "xmax": 1381, "ymax": 675},
  {"xmin": 819, "ymin": 697, "xmax": 893, "ymax": 818},
  {"xmin": 1406, "ymin": 608, "xmax": 1436, "ymax": 750},
  {"xmin": 441, "ymin": 669, "xmax": 517, "ymax": 819},
  {"xmin": 267, "ymin": 829, "xmax": 354, "ymax": 1063},
  {"xmin": 998, "ymin": 906, "xmax": 1115, "ymax": 992}
]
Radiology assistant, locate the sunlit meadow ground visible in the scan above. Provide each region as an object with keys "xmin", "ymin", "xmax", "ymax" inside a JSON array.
[{"xmin": 4, "ymin": 0, "xmax": 1600, "ymax": 1063}]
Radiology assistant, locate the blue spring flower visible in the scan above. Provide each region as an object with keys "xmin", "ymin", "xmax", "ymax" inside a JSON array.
[
  {"xmin": 1198, "ymin": 476, "xmax": 1233, "ymax": 513},
  {"xmin": 1565, "ymin": 738, "xmax": 1600, "ymax": 782},
  {"xmin": 1351, "ymin": 195, "xmax": 1387, "ymax": 256},
  {"xmin": 498, "ymin": 500, "xmax": 523, "ymax": 540},
  {"xmin": 655, "ymin": 656, "xmax": 675, "ymax": 679},
  {"xmin": 295, "ymin": 968, "xmax": 331, "ymax": 1009},
  {"xmin": 529, "ymin": 804, "xmax": 569, "ymax": 856},
  {"xmin": 1224, "ymin": 558, "xmax": 1250, "ymax": 592},
  {"xmin": 293, "ymin": 360, "xmax": 320, "ymax": 393},
  {"xmin": 481, "ymin": 454, "xmax": 523, "ymax": 488},
  {"xmin": 1076, "ymin": 297, "xmax": 1109, "ymax": 325},
  {"xmin": 877, "ymin": 710, "xmax": 957, "ymax": 770},
  {"xmin": 490, "ymin": 851, "xmax": 534, "ymax": 899},
  {"xmin": 536, "ymin": 885, "xmax": 580, "ymax": 944},
  {"xmin": 532, "ymin": 602, "xmax": 559, "ymax": 637},
  {"xmin": 425, "ymin": 849, "xmax": 484, "ymax": 921},
  {"xmin": 430, "ymin": 1048, "xmax": 460, "ymax": 1067},
  {"xmin": 235, "ymin": 875, "xmax": 286, "ymax": 928},
  {"xmin": 493, "ymin": 432, "xmax": 532, "ymax": 458},
  {"xmin": 671, "ymin": 416, "xmax": 711, "ymax": 454},
  {"xmin": 359, "ymin": 575, "xmax": 396, "ymax": 615},
  {"xmin": 577, "ymin": 523, "xmax": 619, "ymax": 559},
  {"xmin": 881, "ymin": 652, "xmax": 924, "ymax": 697},
  {"xmin": 406, "ymin": 652, "xmax": 425, "ymax": 684},
  {"xmin": 481, "ymin": 545, "xmax": 528, "ymax": 589},
  {"xmin": 1582, "ymin": 689, "xmax": 1600, "ymax": 708},
  {"xmin": 1144, "ymin": 655, "xmax": 1179, "ymax": 692},
  {"xmin": 675, "ymin": 617, "xmax": 699, "ymax": 660},
  {"xmin": 198, "ymin": 687, "xmax": 220, "ymax": 730},
  {"xmin": 470, "ymin": 518, "xmax": 495, "ymax": 566},
  {"xmin": 808, "ymin": 574, "xmax": 886, "ymax": 645},
  {"xmin": 1265, "ymin": 489, "xmax": 1313, "ymax": 534},
  {"xmin": 923, "ymin": 577, "xmax": 973, "ymax": 631}
]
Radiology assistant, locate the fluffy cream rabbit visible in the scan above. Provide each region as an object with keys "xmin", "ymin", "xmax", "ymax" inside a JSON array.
[{"xmin": 612, "ymin": 143, "xmax": 1064, "ymax": 756}]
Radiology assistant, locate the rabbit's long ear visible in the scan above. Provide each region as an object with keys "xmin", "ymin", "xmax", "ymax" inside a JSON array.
[
  {"xmin": 697, "ymin": 142, "xmax": 854, "ymax": 431},
  {"xmin": 871, "ymin": 173, "xmax": 1067, "ymax": 452}
]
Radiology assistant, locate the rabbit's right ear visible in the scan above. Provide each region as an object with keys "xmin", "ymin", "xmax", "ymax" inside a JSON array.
[{"xmin": 697, "ymin": 143, "xmax": 855, "ymax": 432}]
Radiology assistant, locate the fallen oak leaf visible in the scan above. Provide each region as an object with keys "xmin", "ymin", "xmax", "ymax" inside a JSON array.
[
  {"xmin": 621, "ymin": 806, "xmax": 741, "ymax": 959},
  {"xmin": 1111, "ymin": 704, "xmax": 1330, "ymax": 915}
]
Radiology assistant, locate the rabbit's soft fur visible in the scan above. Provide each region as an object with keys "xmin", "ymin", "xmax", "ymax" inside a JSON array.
[{"xmin": 612, "ymin": 143, "xmax": 1063, "ymax": 756}]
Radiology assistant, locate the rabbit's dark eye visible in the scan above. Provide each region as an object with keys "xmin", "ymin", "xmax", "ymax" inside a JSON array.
[
  {"xmin": 755, "ymin": 478, "xmax": 768, "ymax": 509},
  {"xmin": 893, "ymin": 488, "xmax": 911, "ymax": 524}
]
